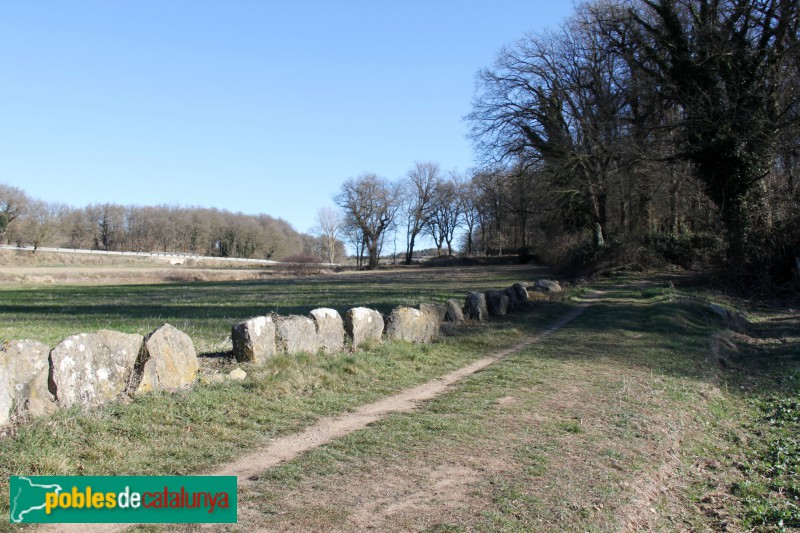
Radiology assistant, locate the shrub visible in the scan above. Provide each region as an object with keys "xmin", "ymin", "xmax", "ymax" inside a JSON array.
[{"xmin": 275, "ymin": 253, "xmax": 324, "ymax": 276}]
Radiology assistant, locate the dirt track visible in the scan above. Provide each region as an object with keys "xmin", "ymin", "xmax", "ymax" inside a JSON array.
[{"xmin": 37, "ymin": 299, "xmax": 592, "ymax": 533}]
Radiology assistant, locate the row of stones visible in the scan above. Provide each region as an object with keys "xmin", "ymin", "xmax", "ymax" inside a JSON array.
[
  {"xmin": 0, "ymin": 324, "xmax": 199, "ymax": 427},
  {"xmin": 0, "ymin": 279, "xmax": 562, "ymax": 428},
  {"xmin": 232, "ymin": 279, "xmax": 563, "ymax": 364},
  {"xmin": 232, "ymin": 305, "xmax": 441, "ymax": 364}
]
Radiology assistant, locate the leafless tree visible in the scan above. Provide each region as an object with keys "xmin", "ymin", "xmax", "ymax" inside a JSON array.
[
  {"xmin": 334, "ymin": 173, "xmax": 401, "ymax": 269},
  {"xmin": 23, "ymin": 201, "xmax": 63, "ymax": 252},
  {"xmin": 457, "ymin": 173, "xmax": 480, "ymax": 256},
  {"xmin": 469, "ymin": 2, "xmax": 632, "ymax": 247},
  {"xmin": 312, "ymin": 206, "xmax": 345, "ymax": 264},
  {"xmin": 0, "ymin": 183, "xmax": 29, "ymax": 243},
  {"xmin": 427, "ymin": 177, "xmax": 464, "ymax": 256},
  {"xmin": 401, "ymin": 161, "xmax": 441, "ymax": 263}
]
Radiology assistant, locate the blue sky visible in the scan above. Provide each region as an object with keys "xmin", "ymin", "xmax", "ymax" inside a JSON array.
[{"xmin": 0, "ymin": 1, "xmax": 573, "ymax": 235}]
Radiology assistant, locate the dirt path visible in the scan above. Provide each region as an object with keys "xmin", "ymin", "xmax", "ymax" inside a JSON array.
[
  {"xmin": 38, "ymin": 300, "xmax": 592, "ymax": 533},
  {"xmin": 210, "ymin": 302, "xmax": 589, "ymax": 484}
]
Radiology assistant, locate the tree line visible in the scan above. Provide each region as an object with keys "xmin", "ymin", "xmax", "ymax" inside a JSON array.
[
  {"xmin": 0, "ymin": 182, "xmax": 329, "ymax": 261},
  {"xmin": 466, "ymin": 0, "xmax": 799, "ymax": 287},
  {"xmin": 326, "ymin": 0, "xmax": 799, "ymax": 286}
]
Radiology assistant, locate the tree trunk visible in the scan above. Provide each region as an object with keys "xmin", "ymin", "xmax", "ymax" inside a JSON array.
[{"xmin": 405, "ymin": 232, "xmax": 417, "ymax": 264}]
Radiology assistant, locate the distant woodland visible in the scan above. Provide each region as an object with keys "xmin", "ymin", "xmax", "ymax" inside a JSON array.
[{"xmin": 0, "ymin": 188, "xmax": 324, "ymax": 262}]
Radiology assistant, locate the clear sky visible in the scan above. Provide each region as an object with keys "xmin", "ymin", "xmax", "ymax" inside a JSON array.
[{"xmin": 0, "ymin": 1, "xmax": 573, "ymax": 235}]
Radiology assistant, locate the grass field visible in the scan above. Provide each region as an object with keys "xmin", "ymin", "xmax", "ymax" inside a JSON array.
[
  {"xmin": 0, "ymin": 264, "xmax": 546, "ymax": 353},
  {"xmin": 0, "ymin": 265, "xmax": 798, "ymax": 531},
  {"xmin": 224, "ymin": 277, "xmax": 799, "ymax": 532}
]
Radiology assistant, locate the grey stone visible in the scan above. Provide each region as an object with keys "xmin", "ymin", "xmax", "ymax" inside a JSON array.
[
  {"xmin": 134, "ymin": 323, "xmax": 198, "ymax": 395},
  {"xmin": 2, "ymin": 340, "xmax": 56, "ymax": 421},
  {"xmin": 419, "ymin": 303, "xmax": 447, "ymax": 324},
  {"xmin": 444, "ymin": 299, "xmax": 465, "ymax": 323},
  {"xmin": 386, "ymin": 306, "xmax": 436, "ymax": 343},
  {"xmin": 228, "ymin": 368, "xmax": 247, "ymax": 381},
  {"xmin": 533, "ymin": 279, "xmax": 562, "ymax": 293},
  {"xmin": 232, "ymin": 316, "xmax": 276, "ymax": 364},
  {"xmin": 465, "ymin": 292, "xmax": 489, "ymax": 321},
  {"xmin": 511, "ymin": 283, "xmax": 529, "ymax": 302},
  {"xmin": 485, "ymin": 290, "xmax": 510, "ymax": 316},
  {"xmin": 50, "ymin": 330, "xmax": 143, "ymax": 409},
  {"xmin": 503, "ymin": 287, "xmax": 520, "ymax": 311},
  {"xmin": 418, "ymin": 303, "xmax": 445, "ymax": 341},
  {"xmin": 345, "ymin": 307, "xmax": 384, "ymax": 350},
  {"xmin": 310, "ymin": 308, "xmax": 345, "ymax": 354},
  {"xmin": 275, "ymin": 315, "xmax": 319, "ymax": 355}
]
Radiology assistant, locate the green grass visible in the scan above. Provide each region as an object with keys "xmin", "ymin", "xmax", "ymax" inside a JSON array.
[
  {"xmin": 734, "ymin": 395, "xmax": 800, "ymax": 529},
  {"xmin": 0, "ymin": 265, "xmax": 570, "ymax": 531},
  {"xmin": 0, "ymin": 265, "xmax": 546, "ymax": 353},
  {"xmin": 220, "ymin": 275, "xmax": 798, "ymax": 532},
  {"xmin": 1, "ymin": 269, "xmax": 797, "ymax": 531}
]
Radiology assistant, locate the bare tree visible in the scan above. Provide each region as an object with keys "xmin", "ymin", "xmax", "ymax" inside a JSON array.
[
  {"xmin": 88, "ymin": 203, "xmax": 126, "ymax": 251},
  {"xmin": 458, "ymin": 174, "xmax": 480, "ymax": 256},
  {"xmin": 334, "ymin": 173, "xmax": 400, "ymax": 269},
  {"xmin": 345, "ymin": 224, "xmax": 366, "ymax": 268},
  {"xmin": 469, "ymin": 3, "xmax": 632, "ymax": 247},
  {"xmin": 401, "ymin": 161, "xmax": 441, "ymax": 264},
  {"xmin": 427, "ymin": 177, "xmax": 464, "ymax": 256},
  {"xmin": 0, "ymin": 183, "xmax": 29, "ymax": 243},
  {"xmin": 311, "ymin": 207, "xmax": 344, "ymax": 264},
  {"xmin": 23, "ymin": 201, "xmax": 63, "ymax": 252}
]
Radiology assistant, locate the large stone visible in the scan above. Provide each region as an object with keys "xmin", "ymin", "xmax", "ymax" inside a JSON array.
[
  {"xmin": 418, "ymin": 303, "xmax": 445, "ymax": 341},
  {"xmin": 465, "ymin": 292, "xmax": 489, "ymax": 321},
  {"xmin": 503, "ymin": 287, "xmax": 520, "ymax": 311},
  {"xmin": 511, "ymin": 283, "xmax": 529, "ymax": 302},
  {"xmin": 386, "ymin": 306, "xmax": 436, "ymax": 343},
  {"xmin": 275, "ymin": 315, "xmax": 319, "ymax": 355},
  {"xmin": 232, "ymin": 316, "xmax": 276, "ymax": 364},
  {"xmin": 533, "ymin": 279, "xmax": 562, "ymax": 293},
  {"xmin": 310, "ymin": 308, "xmax": 345, "ymax": 354},
  {"xmin": 444, "ymin": 299, "xmax": 465, "ymax": 323},
  {"xmin": 134, "ymin": 323, "xmax": 198, "ymax": 394},
  {"xmin": 419, "ymin": 303, "xmax": 447, "ymax": 325},
  {"xmin": 50, "ymin": 331, "xmax": 143, "ymax": 409},
  {"xmin": 0, "ymin": 349, "xmax": 11, "ymax": 426},
  {"xmin": 2, "ymin": 340, "xmax": 56, "ymax": 421},
  {"xmin": 485, "ymin": 290, "xmax": 510, "ymax": 316},
  {"xmin": 345, "ymin": 307, "xmax": 384, "ymax": 350}
]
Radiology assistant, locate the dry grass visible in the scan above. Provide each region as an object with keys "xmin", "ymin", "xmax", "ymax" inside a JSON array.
[{"xmin": 0, "ymin": 249, "xmax": 277, "ymax": 284}]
